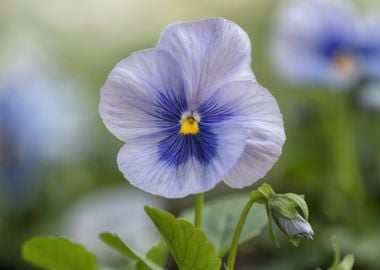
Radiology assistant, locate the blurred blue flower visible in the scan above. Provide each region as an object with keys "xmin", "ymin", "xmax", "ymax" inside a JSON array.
[
  {"xmin": 0, "ymin": 55, "xmax": 89, "ymax": 213},
  {"xmin": 271, "ymin": 0, "xmax": 380, "ymax": 89},
  {"xmin": 0, "ymin": 87, "xmax": 40, "ymax": 212},
  {"xmin": 61, "ymin": 185, "xmax": 166, "ymax": 263},
  {"xmin": 100, "ymin": 18, "xmax": 285, "ymax": 198}
]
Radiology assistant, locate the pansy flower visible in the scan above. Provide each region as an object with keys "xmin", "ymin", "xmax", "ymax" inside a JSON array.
[
  {"xmin": 99, "ymin": 18, "xmax": 285, "ymax": 198},
  {"xmin": 271, "ymin": 0, "xmax": 380, "ymax": 89}
]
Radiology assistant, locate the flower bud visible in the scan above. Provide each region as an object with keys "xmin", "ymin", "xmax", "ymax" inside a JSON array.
[{"xmin": 272, "ymin": 212, "xmax": 314, "ymax": 240}]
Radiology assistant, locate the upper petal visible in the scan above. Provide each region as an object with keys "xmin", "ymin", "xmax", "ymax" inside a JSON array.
[
  {"xmin": 99, "ymin": 48, "xmax": 187, "ymax": 142},
  {"xmin": 117, "ymin": 122, "xmax": 248, "ymax": 198},
  {"xmin": 156, "ymin": 18, "xmax": 255, "ymax": 108},
  {"xmin": 203, "ymin": 81, "xmax": 286, "ymax": 188}
]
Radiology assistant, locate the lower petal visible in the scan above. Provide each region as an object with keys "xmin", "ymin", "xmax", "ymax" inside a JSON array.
[{"xmin": 117, "ymin": 122, "xmax": 247, "ymax": 198}]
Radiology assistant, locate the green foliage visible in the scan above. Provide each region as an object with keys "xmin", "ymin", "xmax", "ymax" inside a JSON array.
[
  {"xmin": 316, "ymin": 236, "xmax": 354, "ymax": 270},
  {"xmin": 266, "ymin": 203, "xmax": 280, "ymax": 248},
  {"xmin": 145, "ymin": 206, "xmax": 221, "ymax": 270},
  {"xmin": 250, "ymin": 190, "xmax": 267, "ymax": 204},
  {"xmin": 182, "ymin": 193, "xmax": 268, "ymax": 256},
  {"xmin": 280, "ymin": 193, "xmax": 309, "ymax": 219},
  {"xmin": 270, "ymin": 196, "xmax": 298, "ymax": 219},
  {"xmin": 22, "ymin": 236, "xmax": 97, "ymax": 270},
  {"xmin": 257, "ymin": 182, "xmax": 275, "ymax": 198},
  {"xmin": 99, "ymin": 233, "xmax": 163, "ymax": 270},
  {"xmin": 136, "ymin": 240, "xmax": 168, "ymax": 270},
  {"xmin": 327, "ymin": 236, "xmax": 354, "ymax": 270}
]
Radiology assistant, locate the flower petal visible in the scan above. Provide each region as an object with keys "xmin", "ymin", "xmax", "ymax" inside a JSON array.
[
  {"xmin": 117, "ymin": 122, "xmax": 248, "ymax": 198},
  {"xmin": 202, "ymin": 81, "xmax": 286, "ymax": 188},
  {"xmin": 99, "ymin": 49, "xmax": 187, "ymax": 142},
  {"xmin": 156, "ymin": 18, "xmax": 255, "ymax": 108}
]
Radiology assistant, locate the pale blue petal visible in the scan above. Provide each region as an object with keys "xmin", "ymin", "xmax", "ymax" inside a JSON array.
[
  {"xmin": 271, "ymin": 0, "xmax": 359, "ymax": 88},
  {"xmin": 117, "ymin": 122, "xmax": 248, "ymax": 198},
  {"xmin": 99, "ymin": 49, "xmax": 186, "ymax": 142},
  {"xmin": 207, "ymin": 81, "xmax": 286, "ymax": 188},
  {"xmin": 156, "ymin": 18, "xmax": 255, "ymax": 108}
]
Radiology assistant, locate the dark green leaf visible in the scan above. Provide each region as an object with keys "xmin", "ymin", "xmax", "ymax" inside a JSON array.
[
  {"xmin": 137, "ymin": 240, "xmax": 168, "ymax": 270},
  {"xmin": 99, "ymin": 233, "xmax": 162, "ymax": 270},
  {"xmin": 266, "ymin": 203, "xmax": 280, "ymax": 248},
  {"xmin": 22, "ymin": 236, "xmax": 97, "ymax": 270},
  {"xmin": 288, "ymin": 237, "xmax": 301, "ymax": 247},
  {"xmin": 145, "ymin": 206, "xmax": 221, "ymax": 270}
]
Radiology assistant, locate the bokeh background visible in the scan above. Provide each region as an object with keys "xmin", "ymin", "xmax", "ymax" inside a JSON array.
[{"xmin": 1, "ymin": 0, "xmax": 380, "ymax": 269}]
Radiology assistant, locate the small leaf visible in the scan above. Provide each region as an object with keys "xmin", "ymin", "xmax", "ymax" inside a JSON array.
[
  {"xmin": 327, "ymin": 235, "xmax": 355, "ymax": 270},
  {"xmin": 338, "ymin": 255, "xmax": 354, "ymax": 270},
  {"xmin": 270, "ymin": 196, "xmax": 298, "ymax": 219},
  {"xmin": 250, "ymin": 190, "xmax": 266, "ymax": 204},
  {"xmin": 181, "ymin": 193, "xmax": 267, "ymax": 256},
  {"xmin": 145, "ymin": 206, "xmax": 221, "ymax": 270},
  {"xmin": 281, "ymin": 193, "xmax": 309, "ymax": 219},
  {"xmin": 22, "ymin": 236, "xmax": 97, "ymax": 270},
  {"xmin": 137, "ymin": 240, "xmax": 168, "ymax": 270},
  {"xmin": 266, "ymin": 203, "xmax": 280, "ymax": 248},
  {"xmin": 288, "ymin": 237, "xmax": 301, "ymax": 247},
  {"xmin": 258, "ymin": 182, "xmax": 275, "ymax": 198},
  {"xmin": 99, "ymin": 233, "xmax": 163, "ymax": 270}
]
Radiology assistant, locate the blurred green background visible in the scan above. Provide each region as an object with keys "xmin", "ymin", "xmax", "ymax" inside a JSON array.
[{"xmin": 1, "ymin": 0, "xmax": 380, "ymax": 269}]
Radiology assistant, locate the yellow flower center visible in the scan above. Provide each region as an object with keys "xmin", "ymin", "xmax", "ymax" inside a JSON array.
[
  {"xmin": 179, "ymin": 116, "xmax": 199, "ymax": 135},
  {"xmin": 332, "ymin": 53, "xmax": 356, "ymax": 78}
]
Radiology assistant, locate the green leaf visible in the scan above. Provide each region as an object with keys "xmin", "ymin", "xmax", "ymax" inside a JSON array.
[
  {"xmin": 182, "ymin": 193, "xmax": 268, "ymax": 256},
  {"xmin": 99, "ymin": 233, "xmax": 163, "ymax": 270},
  {"xmin": 22, "ymin": 236, "xmax": 97, "ymax": 270},
  {"xmin": 326, "ymin": 235, "xmax": 355, "ymax": 270},
  {"xmin": 266, "ymin": 202, "xmax": 280, "ymax": 248},
  {"xmin": 258, "ymin": 182, "xmax": 275, "ymax": 198},
  {"xmin": 145, "ymin": 206, "xmax": 221, "ymax": 270},
  {"xmin": 250, "ymin": 190, "xmax": 267, "ymax": 204},
  {"xmin": 281, "ymin": 193, "xmax": 309, "ymax": 219},
  {"xmin": 338, "ymin": 255, "xmax": 354, "ymax": 270},
  {"xmin": 270, "ymin": 196, "xmax": 298, "ymax": 219},
  {"xmin": 288, "ymin": 237, "xmax": 301, "ymax": 247},
  {"xmin": 137, "ymin": 240, "xmax": 168, "ymax": 270}
]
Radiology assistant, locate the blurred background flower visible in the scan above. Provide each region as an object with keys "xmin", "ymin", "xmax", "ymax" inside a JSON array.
[
  {"xmin": 1, "ymin": 0, "xmax": 380, "ymax": 269},
  {"xmin": 61, "ymin": 185, "xmax": 166, "ymax": 267},
  {"xmin": 0, "ymin": 38, "xmax": 91, "ymax": 211},
  {"xmin": 270, "ymin": 0, "xmax": 380, "ymax": 89}
]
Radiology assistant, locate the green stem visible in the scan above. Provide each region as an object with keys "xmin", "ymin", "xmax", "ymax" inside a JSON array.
[
  {"xmin": 324, "ymin": 93, "xmax": 365, "ymax": 203},
  {"xmin": 194, "ymin": 193, "xmax": 204, "ymax": 228},
  {"xmin": 226, "ymin": 198, "xmax": 255, "ymax": 270}
]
